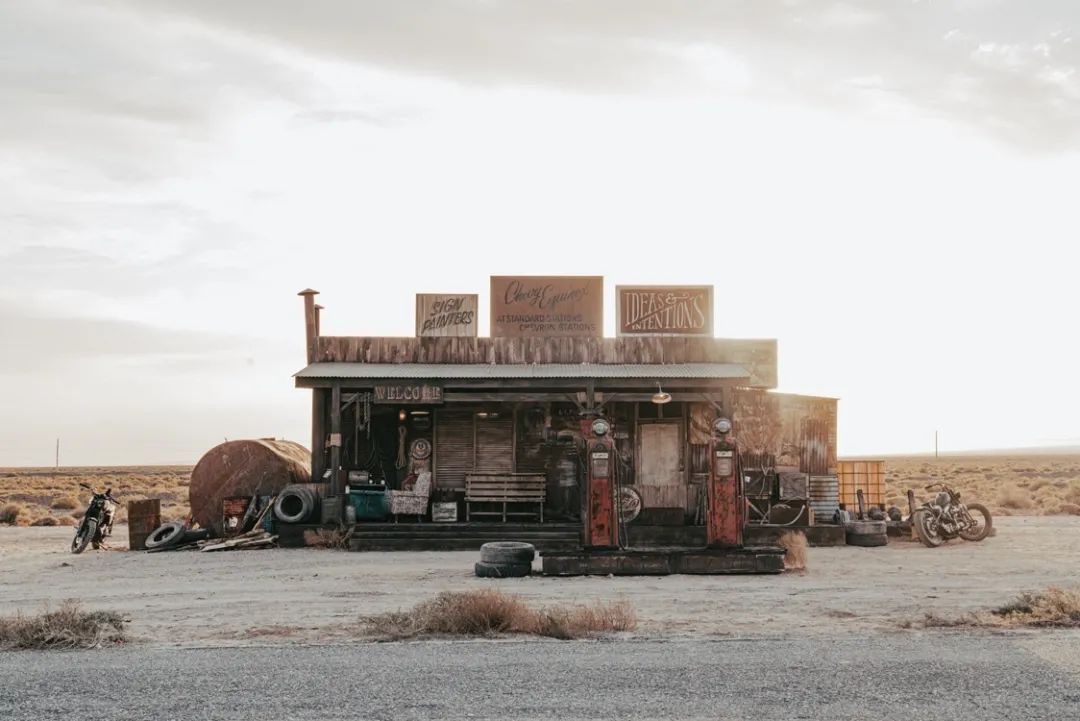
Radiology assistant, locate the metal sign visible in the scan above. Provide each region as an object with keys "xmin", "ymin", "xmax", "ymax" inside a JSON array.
[
  {"xmin": 490, "ymin": 276, "xmax": 603, "ymax": 337},
  {"xmin": 616, "ymin": 285, "xmax": 713, "ymax": 336},
  {"xmin": 372, "ymin": 383, "xmax": 444, "ymax": 404},
  {"xmin": 415, "ymin": 294, "xmax": 478, "ymax": 337}
]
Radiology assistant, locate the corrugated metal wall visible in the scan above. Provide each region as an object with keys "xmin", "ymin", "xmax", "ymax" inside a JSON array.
[
  {"xmin": 434, "ymin": 410, "xmax": 474, "ymax": 490},
  {"xmin": 475, "ymin": 414, "xmax": 514, "ymax": 473}
]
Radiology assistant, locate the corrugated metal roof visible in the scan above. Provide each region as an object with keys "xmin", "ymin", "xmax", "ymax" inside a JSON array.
[{"xmin": 294, "ymin": 362, "xmax": 750, "ymax": 380}]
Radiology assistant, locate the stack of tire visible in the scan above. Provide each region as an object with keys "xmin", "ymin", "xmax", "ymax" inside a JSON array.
[
  {"xmin": 475, "ymin": 542, "xmax": 535, "ymax": 578},
  {"xmin": 845, "ymin": 520, "xmax": 888, "ymax": 547},
  {"xmin": 144, "ymin": 522, "xmax": 212, "ymax": 551}
]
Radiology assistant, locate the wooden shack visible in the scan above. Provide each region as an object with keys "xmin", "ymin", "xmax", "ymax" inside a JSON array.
[{"xmin": 291, "ymin": 280, "xmax": 839, "ymax": 550}]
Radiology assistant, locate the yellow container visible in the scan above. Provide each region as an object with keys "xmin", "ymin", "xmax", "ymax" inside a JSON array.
[{"xmin": 836, "ymin": 460, "xmax": 886, "ymax": 510}]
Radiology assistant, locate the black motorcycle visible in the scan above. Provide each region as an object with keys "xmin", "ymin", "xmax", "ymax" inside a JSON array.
[
  {"xmin": 71, "ymin": 483, "xmax": 119, "ymax": 554},
  {"xmin": 911, "ymin": 482, "xmax": 992, "ymax": 548}
]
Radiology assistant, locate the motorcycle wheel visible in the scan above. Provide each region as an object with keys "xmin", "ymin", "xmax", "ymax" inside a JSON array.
[
  {"xmin": 71, "ymin": 518, "xmax": 98, "ymax": 555},
  {"xmin": 912, "ymin": 509, "xmax": 944, "ymax": 548},
  {"xmin": 958, "ymin": 503, "xmax": 993, "ymax": 542}
]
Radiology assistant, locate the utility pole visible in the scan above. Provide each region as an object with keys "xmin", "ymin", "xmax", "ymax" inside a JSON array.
[
  {"xmin": 55, "ymin": 438, "xmax": 60, "ymax": 470},
  {"xmin": 934, "ymin": 430, "xmax": 938, "ymax": 459}
]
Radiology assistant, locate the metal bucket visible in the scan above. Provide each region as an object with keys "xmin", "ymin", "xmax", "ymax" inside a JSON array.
[{"xmin": 808, "ymin": 475, "xmax": 839, "ymax": 524}]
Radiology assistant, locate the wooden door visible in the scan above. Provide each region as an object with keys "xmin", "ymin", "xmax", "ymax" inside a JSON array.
[{"xmin": 638, "ymin": 422, "xmax": 686, "ymax": 509}]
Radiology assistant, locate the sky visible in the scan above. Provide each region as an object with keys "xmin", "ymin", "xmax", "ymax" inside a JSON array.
[{"xmin": 2, "ymin": 0, "xmax": 1078, "ymax": 466}]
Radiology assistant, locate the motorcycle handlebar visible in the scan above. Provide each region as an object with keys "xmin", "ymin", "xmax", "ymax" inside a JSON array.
[{"xmin": 78, "ymin": 482, "xmax": 94, "ymax": 492}]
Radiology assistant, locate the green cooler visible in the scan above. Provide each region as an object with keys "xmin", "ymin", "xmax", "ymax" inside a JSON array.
[{"xmin": 347, "ymin": 484, "xmax": 389, "ymax": 521}]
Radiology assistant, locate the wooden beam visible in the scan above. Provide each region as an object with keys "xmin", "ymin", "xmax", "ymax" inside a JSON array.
[
  {"xmin": 329, "ymin": 383, "xmax": 342, "ymax": 496},
  {"xmin": 311, "ymin": 388, "xmax": 327, "ymax": 483}
]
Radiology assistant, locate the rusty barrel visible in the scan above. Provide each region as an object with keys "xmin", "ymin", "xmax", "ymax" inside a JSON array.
[
  {"xmin": 127, "ymin": 499, "xmax": 161, "ymax": 551},
  {"xmin": 189, "ymin": 439, "xmax": 311, "ymax": 536}
]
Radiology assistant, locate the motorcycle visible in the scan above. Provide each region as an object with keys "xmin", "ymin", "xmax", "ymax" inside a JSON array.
[
  {"xmin": 911, "ymin": 482, "xmax": 992, "ymax": 548},
  {"xmin": 71, "ymin": 483, "xmax": 118, "ymax": 554}
]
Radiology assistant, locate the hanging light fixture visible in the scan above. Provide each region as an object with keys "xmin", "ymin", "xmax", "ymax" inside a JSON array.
[{"xmin": 651, "ymin": 383, "xmax": 672, "ymax": 405}]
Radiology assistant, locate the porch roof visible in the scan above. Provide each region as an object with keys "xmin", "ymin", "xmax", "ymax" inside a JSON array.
[{"xmin": 294, "ymin": 362, "xmax": 750, "ymax": 381}]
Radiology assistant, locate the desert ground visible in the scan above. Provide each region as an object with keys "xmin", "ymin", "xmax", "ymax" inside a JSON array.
[
  {"xmin": 1, "ymin": 516, "xmax": 1078, "ymax": 646},
  {"xmin": 3, "ymin": 453, "xmax": 1079, "ymax": 527}
]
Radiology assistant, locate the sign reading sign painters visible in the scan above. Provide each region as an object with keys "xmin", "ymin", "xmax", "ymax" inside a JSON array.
[
  {"xmin": 372, "ymin": 383, "xmax": 444, "ymax": 404},
  {"xmin": 617, "ymin": 285, "xmax": 714, "ymax": 336},
  {"xmin": 415, "ymin": 294, "xmax": 478, "ymax": 337},
  {"xmin": 490, "ymin": 276, "xmax": 603, "ymax": 337}
]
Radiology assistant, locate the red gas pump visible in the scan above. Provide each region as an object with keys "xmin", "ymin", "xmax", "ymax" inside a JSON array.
[
  {"xmin": 706, "ymin": 417, "xmax": 742, "ymax": 547},
  {"xmin": 582, "ymin": 416, "xmax": 618, "ymax": 548}
]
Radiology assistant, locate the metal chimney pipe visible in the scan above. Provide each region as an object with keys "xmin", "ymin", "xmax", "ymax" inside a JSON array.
[{"xmin": 297, "ymin": 289, "xmax": 320, "ymax": 363}]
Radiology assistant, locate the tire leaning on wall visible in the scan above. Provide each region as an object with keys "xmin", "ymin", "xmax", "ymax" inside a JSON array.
[
  {"xmin": 274, "ymin": 485, "xmax": 319, "ymax": 524},
  {"xmin": 845, "ymin": 520, "xmax": 888, "ymax": 547}
]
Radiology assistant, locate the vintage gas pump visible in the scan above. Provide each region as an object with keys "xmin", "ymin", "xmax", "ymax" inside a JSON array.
[
  {"xmin": 706, "ymin": 417, "xmax": 742, "ymax": 547},
  {"xmin": 582, "ymin": 416, "xmax": 618, "ymax": 548}
]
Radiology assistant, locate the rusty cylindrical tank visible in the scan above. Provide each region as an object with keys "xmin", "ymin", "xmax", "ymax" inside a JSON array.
[{"xmin": 189, "ymin": 439, "xmax": 311, "ymax": 535}]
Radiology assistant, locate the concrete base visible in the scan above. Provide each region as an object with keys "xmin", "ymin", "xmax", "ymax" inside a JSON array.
[{"xmin": 541, "ymin": 546, "xmax": 786, "ymax": 576}]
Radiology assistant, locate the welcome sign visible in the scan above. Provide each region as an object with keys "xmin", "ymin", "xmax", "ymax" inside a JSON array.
[
  {"xmin": 490, "ymin": 276, "xmax": 603, "ymax": 337},
  {"xmin": 617, "ymin": 285, "xmax": 713, "ymax": 336}
]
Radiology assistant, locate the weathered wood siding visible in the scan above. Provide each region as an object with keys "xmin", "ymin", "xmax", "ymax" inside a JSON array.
[
  {"xmin": 315, "ymin": 336, "xmax": 778, "ymax": 388},
  {"xmin": 731, "ymin": 390, "xmax": 838, "ymax": 474}
]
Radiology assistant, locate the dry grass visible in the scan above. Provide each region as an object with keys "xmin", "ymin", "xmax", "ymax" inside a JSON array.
[
  {"xmin": 911, "ymin": 587, "xmax": 1080, "ymax": 630},
  {"xmin": 50, "ymin": 495, "xmax": 80, "ymax": 510},
  {"xmin": 0, "ymin": 600, "xmax": 127, "ymax": 650},
  {"xmin": 883, "ymin": 454, "xmax": 1080, "ymax": 517},
  {"xmin": 0, "ymin": 465, "xmax": 192, "ymax": 526},
  {"xmin": 303, "ymin": 528, "xmax": 351, "ymax": 549},
  {"xmin": 362, "ymin": 590, "xmax": 636, "ymax": 641},
  {"xmin": 0, "ymin": 502, "xmax": 26, "ymax": 525},
  {"xmin": 30, "ymin": 516, "xmax": 59, "ymax": 527},
  {"xmin": 778, "ymin": 530, "xmax": 808, "ymax": 571}
]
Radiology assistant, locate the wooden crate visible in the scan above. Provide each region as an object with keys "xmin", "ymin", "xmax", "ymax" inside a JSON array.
[{"xmin": 836, "ymin": 460, "xmax": 885, "ymax": 510}]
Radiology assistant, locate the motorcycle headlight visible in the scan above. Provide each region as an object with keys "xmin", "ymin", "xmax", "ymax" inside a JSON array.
[
  {"xmin": 591, "ymin": 418, "xmax": 610, "ymax": 437},
  {"xmin": 936, "ymin": 492, "xmax": 950, "ymax": 507}
]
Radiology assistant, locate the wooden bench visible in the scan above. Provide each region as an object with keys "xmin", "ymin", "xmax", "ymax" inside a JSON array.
[{"xmin": 465, "ymin": 473, "xmax": 546, "ymax": 522}]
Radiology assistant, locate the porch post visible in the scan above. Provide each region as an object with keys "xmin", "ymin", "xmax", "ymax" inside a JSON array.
[{"xmin": 329, "ymin": 383, "xmax": 342, "ymax": 496}]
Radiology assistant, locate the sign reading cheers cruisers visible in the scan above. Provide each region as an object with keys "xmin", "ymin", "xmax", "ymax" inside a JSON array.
[
  {"xmin": 617, "ymin": 285, "xmax": 714, "ymax": 336},
  {"xmin": 490, "ymin": 276, "xmax": 603, "ymax": 337},
  {"xmin": 415, "ymin": 293, "xmax": 478, "ymax": 337}
]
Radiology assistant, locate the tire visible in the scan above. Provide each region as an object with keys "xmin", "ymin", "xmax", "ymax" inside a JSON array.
[
  {"xmin": 71, "ymin": 518, "xmax": 97, "ymax": 555},
  {"xmin": 474, "ymin": 561, "xmax": 532, "ymax": 578},
  {"xmin": 846, "ymin": 532, "xmax": 888, "ymax": 547},
  {"xmin": 845, "ymin": 520, "xmax": 886, "ymax": 535},
  {"xmin": 912, "ymin": 509, "xmax": 944, "ymax": 548},
  {"xmin": 274, "ymin": 486, "xmax": 317, "ymax": 524},
  {"xmin": 181, "ymin": 528, "xmax": 212, "ymax": 544},
  {"xmin": 144, "ymin": 521, "xmax": 186, "ymax": 550},
  {"xmin": 845, "ymin": 520, "xmax": 887, "ymax": 548},
  {"xmin": 958, "ymin": 503, "xmax": 993, "ymax": 542},
  {"xmin": 479, "ymin": 541, "xmax": 536, "ymax": 565}
]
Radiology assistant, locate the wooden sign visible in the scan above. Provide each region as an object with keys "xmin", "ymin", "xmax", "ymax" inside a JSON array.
[
  {"xmin": 416, "ymin": 294, "xmax": 478, "ymax": 337},
  {"xmin": 490, "ymin": 276, "xmax": 603, "ymax": 337},
  {"xmin": 617, "ymin": 285, "xmax": 713, "ymax": 336},
  {"xmin": 372, "ymin": 383, "xmax": 444, "ymax": 404}
]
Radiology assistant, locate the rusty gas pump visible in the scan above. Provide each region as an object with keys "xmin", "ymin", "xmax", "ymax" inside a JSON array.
[
  {"xmin": 706, "ymin": 417, "xmax": 742, "ymax": 547},
  {"xmin": 582, "ymin": 416, "xmax": 618, "ymax": 548}
]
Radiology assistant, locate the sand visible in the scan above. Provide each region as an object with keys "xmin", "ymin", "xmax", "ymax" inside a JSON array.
[{"xmin": 2, "ymin": 516, "xmax": 1078, "ymax": 647}]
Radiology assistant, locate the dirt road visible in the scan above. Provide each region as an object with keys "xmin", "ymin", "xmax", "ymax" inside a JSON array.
[
  {"xmin": 2, "ymin": 517, "xmax": 1079, "ymax": 645},
  {"xmin": 4, "ymin": 634, "xmax": 1080, "ymax": 721}
]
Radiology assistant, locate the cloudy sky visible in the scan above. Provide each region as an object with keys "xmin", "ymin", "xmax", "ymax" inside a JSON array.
[{"xmin": 2, "ymin": 1, "xmax": 1078, "ymax": 465}]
